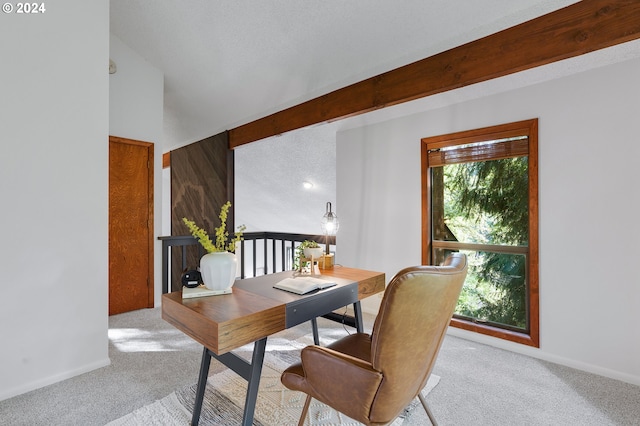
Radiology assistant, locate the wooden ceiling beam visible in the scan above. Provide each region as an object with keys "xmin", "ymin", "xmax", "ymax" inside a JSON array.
[{"xmin": 228, "ymin": 0, "xmax": 640, "ymax": 149}]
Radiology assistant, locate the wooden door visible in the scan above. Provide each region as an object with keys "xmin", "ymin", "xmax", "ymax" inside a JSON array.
[{"xmin": 109, "ymin": 136, "xmax": 154, "ymax": 315}]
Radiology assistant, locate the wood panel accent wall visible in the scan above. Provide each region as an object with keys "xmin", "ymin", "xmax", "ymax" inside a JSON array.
[
  {"xmin": 228, "ymin": 0, "xmax": 640, "ymax": 148},
  {"xmin": 170, "ymin": 131, "xmax": 234, "ymax": 291}
]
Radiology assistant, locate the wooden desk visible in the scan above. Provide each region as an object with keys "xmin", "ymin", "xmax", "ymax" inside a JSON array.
[{"xmin": 162, "ymin": 266, "xmax": 385, "ymax": 426}]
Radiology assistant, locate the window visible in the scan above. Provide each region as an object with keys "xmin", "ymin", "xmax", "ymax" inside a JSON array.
[{"xmin": 421, "ymin": 119, "xmax": 539, "ymax": 347}]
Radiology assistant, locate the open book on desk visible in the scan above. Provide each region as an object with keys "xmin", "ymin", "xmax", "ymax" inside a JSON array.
[{"xmin": 273, "ymin": 276, "xmax": 337, "ymax": 295}]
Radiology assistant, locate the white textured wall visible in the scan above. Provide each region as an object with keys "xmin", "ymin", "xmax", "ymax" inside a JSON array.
[
  {"xmin": 0, "ymin": 1, "xmax": 109, "ymax": 400},
  {"xmin": 235, "ymin": 124, "xmax": 338, "ymax": 235},
  {"xmin": 109, "ymin": 34, "xmax": 164, "ymax": 306},
  {"xmin": 337, "ymin": 56, "xmax": 640, "ymax": 385}
]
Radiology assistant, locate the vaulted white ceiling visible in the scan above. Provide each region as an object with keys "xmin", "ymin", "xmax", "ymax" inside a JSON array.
[{"xmin": 110, "ymin": 0, "xmax": 583, "ymax": 150}]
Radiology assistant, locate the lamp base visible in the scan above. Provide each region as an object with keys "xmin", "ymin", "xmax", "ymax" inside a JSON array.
[{"xmin": 319, "ymin": 253, "xmax": 334, "ymax": 269}]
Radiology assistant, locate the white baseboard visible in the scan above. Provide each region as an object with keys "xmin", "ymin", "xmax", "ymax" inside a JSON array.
[
  {"xmin": 446, "ymin": 327, "xmax": 640, "ymax": 386},
  {"xmin": 0, "ymin": 357, "xmax": 111, "ymax": 402}
]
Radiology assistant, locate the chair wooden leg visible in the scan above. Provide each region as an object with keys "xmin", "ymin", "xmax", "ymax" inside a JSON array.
[
  {"xmin": 298, "ymin": 394, "xmax": 312, "ymax": 426},
  {"xmin": 418, "ymin": 392, "xmax": 438, "ymax": 426}
]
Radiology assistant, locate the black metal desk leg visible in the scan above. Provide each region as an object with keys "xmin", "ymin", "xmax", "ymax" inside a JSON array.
[
  {"xmin": 192, "ymin": 346, "xmax": 212, "ymax": 426},
  {"xmin": 242, "ymin": 337, "xmax": 267, "ymax": 426},
  {"xmin": 353, "ymin": 301, "xmax": 364, "ymax": 333},
  {"xmin": 311, "ymin": 318, "xmax": 320, "ymax": 345}
]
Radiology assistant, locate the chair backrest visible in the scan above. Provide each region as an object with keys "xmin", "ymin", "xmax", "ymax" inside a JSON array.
[{"xmin": 368, "ymin": 253, "xmax": 467, "ymax": 423}]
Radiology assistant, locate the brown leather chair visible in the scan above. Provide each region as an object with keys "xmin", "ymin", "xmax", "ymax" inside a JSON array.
[{"xmin": 281, "ymin": 253, "xmax": 467, "ymax": 426}]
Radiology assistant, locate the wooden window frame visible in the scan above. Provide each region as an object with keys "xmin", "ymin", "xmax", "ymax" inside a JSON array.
[{"xmin": 421, "ymin": 119, "xmax": 539, "ymax": 347}]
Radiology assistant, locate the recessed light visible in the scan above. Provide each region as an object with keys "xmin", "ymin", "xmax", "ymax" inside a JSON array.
[{"xmin": 303, "ymin": 181, "xmax": 313, "ymax": 189}]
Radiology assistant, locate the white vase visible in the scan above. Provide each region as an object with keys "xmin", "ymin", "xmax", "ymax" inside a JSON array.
[{"xmin": 200, "ymin": 252, "xmax": 237, "ymax": 291}]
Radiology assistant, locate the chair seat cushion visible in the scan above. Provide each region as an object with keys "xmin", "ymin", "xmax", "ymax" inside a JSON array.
[
  {"xmin": 281, "ymin": 333, "xmax": 373, "ymax": 391},
  {"xmin": 326, "ymin": 332, "xmax": 373, "ymax": 362},
  {"xmin": 281, "ymin": 333, "xmax": 383, "ymax": 423}
]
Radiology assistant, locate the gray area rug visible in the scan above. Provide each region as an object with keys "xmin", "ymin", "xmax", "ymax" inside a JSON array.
[{"xmin": 107, "ymin": 335, "xmax": 439, "ymax": 426}]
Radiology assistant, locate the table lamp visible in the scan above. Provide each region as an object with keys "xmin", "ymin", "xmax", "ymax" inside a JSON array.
[{"xmin": 320, "ymin": 202, "xmax": 339, "ymax": 269}]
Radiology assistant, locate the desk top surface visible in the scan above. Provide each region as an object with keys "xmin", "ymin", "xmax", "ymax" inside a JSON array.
[{"xmin": 162, "ymin": 266, "xmax": 384, "ymax": 354}]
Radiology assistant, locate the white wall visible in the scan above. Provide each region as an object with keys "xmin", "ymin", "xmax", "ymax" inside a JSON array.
[
  {"xmin": 235, "ymin": 124, "xmax": 338, "ymax": 235},
  {"xmin": 337, "ymin": 56, "xmax": 640, "ymax": 386},
  {"xmin": 109, "ymin": 34, "xmax": 165, "ymax": 306},
  {"xmin": 0, "ymin": 1, "xmax": 109, "ymax": 400}
]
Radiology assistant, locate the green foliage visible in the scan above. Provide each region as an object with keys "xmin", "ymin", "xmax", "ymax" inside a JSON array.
[
  {"xmin": 293, "ymin": 240, "xmax": 320, "ymax": 270},
  {"xmin": 455, "ymin": 252, "xmax": 527, "ymax": 328},
  {"xmin": 183, "ymin": 201, "xmax": 246, "ymax": 253},
  {"xmin": 442, "ymin": 157, "xmax": 529, "ymax": 329},
  {"xmin": 446, "ymin": 157, "xmax": 528, "ymax": 245}
]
